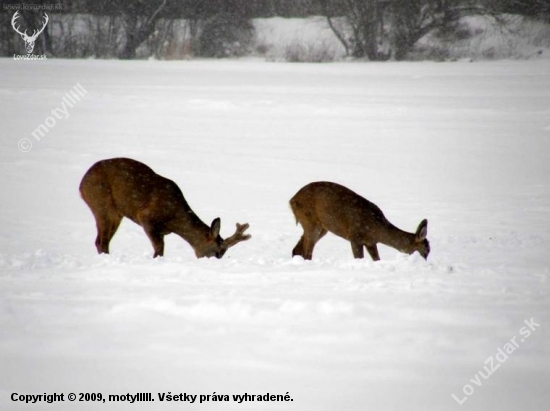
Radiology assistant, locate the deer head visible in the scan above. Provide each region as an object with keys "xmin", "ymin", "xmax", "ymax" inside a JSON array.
[
  {"xmin": 196, "ymin": 220, "xmax": 251, "ymax": 259},
  {"xmin": 12, "ymin": 11, "xmax": 49, "ymax": 54}
]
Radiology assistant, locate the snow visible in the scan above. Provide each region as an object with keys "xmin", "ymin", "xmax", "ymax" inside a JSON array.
[{"xmin": 0, "ymin": 58, "xmax": 549, "ymax": 410}]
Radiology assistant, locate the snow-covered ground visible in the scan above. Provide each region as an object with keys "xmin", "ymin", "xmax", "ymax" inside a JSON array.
[{"xmin": 0, "ymin": 58, "xmax": 549, "ymax": 410}]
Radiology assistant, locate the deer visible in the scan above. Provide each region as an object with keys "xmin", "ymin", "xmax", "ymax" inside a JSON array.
[
  {"xmin": 11, "ymin": 11, "xmax": 49, "ymax": 54},
  {"xmin": 79, "ymin": 158, "xmax": 251, "ymax": 259},
  {"xmin": 289, "ymin": 182, "xmax": 430, "ymax": 261}
]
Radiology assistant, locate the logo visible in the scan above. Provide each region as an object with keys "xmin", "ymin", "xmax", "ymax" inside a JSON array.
[{"xmin": 11, "ymin": 11, "xmax": 49, "ymax": 54}]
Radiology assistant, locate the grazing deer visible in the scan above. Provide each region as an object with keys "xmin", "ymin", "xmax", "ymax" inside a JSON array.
[
  {"xmin": 290, "ymin": 182, "xmax": 430, "ymax": 261},
  {"xmin": 79, "ymin": 158, "xmax": 250, "ymax": 258}
]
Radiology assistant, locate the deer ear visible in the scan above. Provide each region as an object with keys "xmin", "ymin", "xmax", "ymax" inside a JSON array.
[
  {"xmin": 415, "ymin": 219, "xmax": 428, "ymax": 242},
  {"xmin": 210, "ymin": 218, "xmax": 221, "ymax": 238}
]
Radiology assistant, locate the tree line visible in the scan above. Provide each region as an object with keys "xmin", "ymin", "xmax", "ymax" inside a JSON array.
[{"xmin": 1, "ymin": 0, "xmax": 549, "ymax": 59}]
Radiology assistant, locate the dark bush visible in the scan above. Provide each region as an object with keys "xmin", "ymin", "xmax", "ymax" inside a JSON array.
[{"xmin": 194, "ymin": 13, "xmax": 255, "ymax": 58}]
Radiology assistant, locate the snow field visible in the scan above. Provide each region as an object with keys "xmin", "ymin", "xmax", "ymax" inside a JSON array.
[{"xmin": 0, "ymin": 58, "xmax": 549, "ymax": 410}]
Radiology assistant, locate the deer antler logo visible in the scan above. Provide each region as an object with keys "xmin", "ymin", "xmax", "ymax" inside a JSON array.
[{"xmin": 11, "ymin": 11, "xmax": 49, "ymax": 54}]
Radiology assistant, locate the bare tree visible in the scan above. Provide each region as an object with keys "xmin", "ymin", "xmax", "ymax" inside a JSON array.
[
  {"xmin": 495, "ymin": 0, "xmax": 550, "ymax": 21},
  {"xmin": 81, "ymin": 0, "xmax": 169, "ymax": 59},
  {"xmin": 118, "ymin": 0, "xmax": 168, "ymax": 59},
  {"xmin": 319, "ymin": 0, "xmax": 391, "ymax": 60},
  {"xmin": 319, "ymin": 0, "xmax": 501, "ymax": 60},
  {"xmin": 390, "ymin": 0, "xmax": 478, "ymax": 60}
]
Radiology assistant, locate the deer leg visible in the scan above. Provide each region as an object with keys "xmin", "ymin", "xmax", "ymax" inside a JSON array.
[
  {"xmin": 365, "ymin": 244, "xmax": 380, "ymax": 261},
  {"xmin": 301, "ymin": 227, "xmax": 327, "ymax": 260},
  {"xmin": 292, "ymin": 235, "xmax": 305, "ymax": 258},
  {"xmin": 316, "ymin": 229, "xmax": 327, "ymax": 245},
  {"xmin": 293, "ymin": 230, "xmax": 327, "ymax": 258},
  {"xmin": 351, "ymin": 241, "xmax": 364, "ymax": 259},
  {"xmin": 143, "ymin": 224, "xmax": 165, "ymax": 258},
  {"xmin": 93, "ymin": 211, "xmax": 122, "ymax": 254}
]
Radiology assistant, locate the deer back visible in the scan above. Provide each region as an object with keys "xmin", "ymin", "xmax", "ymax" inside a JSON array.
[{"xmin": 80, "ymin": 158, "xmax": 190, "ymax": 224}]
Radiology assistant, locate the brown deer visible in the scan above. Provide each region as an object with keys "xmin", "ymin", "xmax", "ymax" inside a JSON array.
[
  {"xmin": 79, "ymin": 158, "xmax": 250, "ymax": 258},
  {"xmin": 290, "ymin": 182, "xmax": 430, "ymax": 261}
]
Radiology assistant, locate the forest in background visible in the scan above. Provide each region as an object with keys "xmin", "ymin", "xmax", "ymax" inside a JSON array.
[{"xmin": 1, "ymin": 0, "xmax": 550, "ymax": 60}]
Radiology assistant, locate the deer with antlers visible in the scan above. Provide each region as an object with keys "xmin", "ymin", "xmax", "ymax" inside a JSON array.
[
  {"xmin": 11, "ymin": 11, "xmax": 49, "ymax": 54},
  {"xmin": 79, "ymin": 158, "xmax": 251, "ymax": 258}
]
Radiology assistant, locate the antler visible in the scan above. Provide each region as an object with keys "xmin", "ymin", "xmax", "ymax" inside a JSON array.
[
  {"xmin": 11, "ymin": 11, "xmax": 27, "ymax": 37},
  {"xmin": 11, "ymin": 12, "xmax": 48, "ymax": 40},
  {"xmin": 30, "ymin": 13, "xmax": 49, "ymax": 40},
  {"xmin": 222, "ymin": 223, "xmax": 251, "ymax": 249}
]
